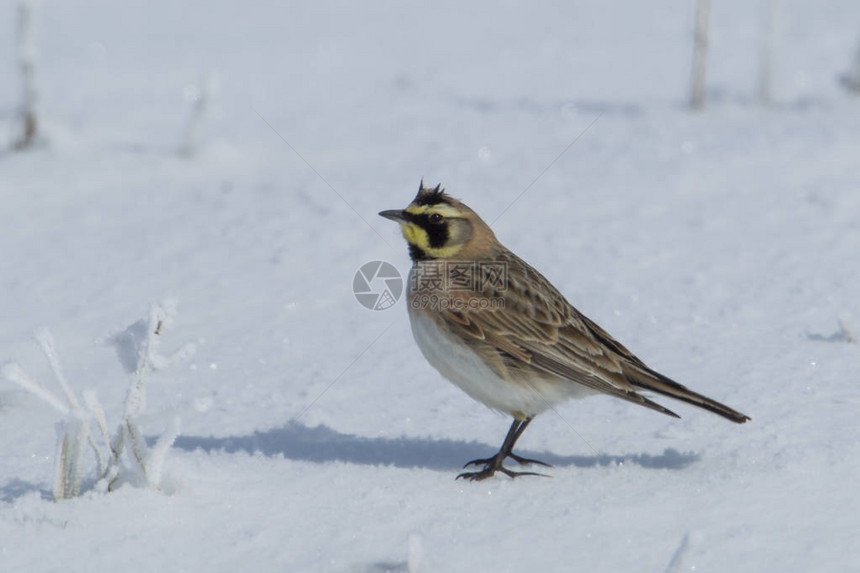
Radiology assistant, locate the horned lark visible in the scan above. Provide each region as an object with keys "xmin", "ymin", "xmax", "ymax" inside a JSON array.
[{"xmin": 379, "ymin": 182, "xmax": 750, "ymax": 481}]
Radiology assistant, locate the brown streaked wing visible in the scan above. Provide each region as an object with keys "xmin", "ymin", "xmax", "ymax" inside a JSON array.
[{"xmin": 438, "ymin": 250, "xmax": 682, "ymax": 417}]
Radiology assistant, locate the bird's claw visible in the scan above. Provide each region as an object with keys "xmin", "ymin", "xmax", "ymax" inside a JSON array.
[{"xmin": 456, "ymin": 465, "xmax": 550, "ymax": 481}]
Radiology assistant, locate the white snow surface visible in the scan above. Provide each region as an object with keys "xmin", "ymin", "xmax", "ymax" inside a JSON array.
[{"xmin": 1, "ymin": 1, "xmax": 859, "ymax": 571}]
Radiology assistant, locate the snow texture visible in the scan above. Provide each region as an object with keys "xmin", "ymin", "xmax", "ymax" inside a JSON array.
[{"xmin": 1, "ymin": 1, "xmax": 859, "ymax": 572}]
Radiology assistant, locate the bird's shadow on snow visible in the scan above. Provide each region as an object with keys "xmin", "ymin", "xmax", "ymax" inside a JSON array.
[{"xmin": 173, "ymin": 421, "xmax": 699, "ymax": 471}]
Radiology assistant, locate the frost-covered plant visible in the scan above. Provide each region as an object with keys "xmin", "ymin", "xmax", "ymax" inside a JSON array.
[
  {"xmin": 179, "ymin": 72, "xmax": 218, "ymax": 157},
  {"xmin": 1, "ymin": 301, "xmax": 194, "ymax": 500},
  {"xmin": 758, "ymin": 0, "xmax": 781, "ymax": 105},
  {"xmin": 12, "ymin": 0, "xmax": 41, "ymax": 150},
  {"xmin": 839, "ymin": 40, "xmax": 860, "ymax": 94},
  {"xmin": 689, "ymin": 0, "xmax": 710, "ymax": 109}
]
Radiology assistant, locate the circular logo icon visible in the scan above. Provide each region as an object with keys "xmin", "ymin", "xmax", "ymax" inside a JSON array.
[{"xmin": 353, "ymin": 261, "xmax": 403, "ymax": 311}]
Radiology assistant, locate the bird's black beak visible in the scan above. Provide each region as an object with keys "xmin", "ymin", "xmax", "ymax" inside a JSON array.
[{"xmin": 378, "ymin": 209, "xmax": 410, "ymax": 224}]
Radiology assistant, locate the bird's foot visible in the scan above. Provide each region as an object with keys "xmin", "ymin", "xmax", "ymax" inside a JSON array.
[
  {"xmin": 507, "ymin": 453, "xmax": 553, "ymax": 468},
  {"xmin": 462, "ymin": 452, "xmax": 553, "ymax": 469},
  {"xmin": 457, "ymin": 452, "xmax": 552, "ymax": 481}
]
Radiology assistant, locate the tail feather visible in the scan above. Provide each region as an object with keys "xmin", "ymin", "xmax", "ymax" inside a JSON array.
[{"xmin": 625, "ymin": 366, "xmax": 751, "ymax": 424}]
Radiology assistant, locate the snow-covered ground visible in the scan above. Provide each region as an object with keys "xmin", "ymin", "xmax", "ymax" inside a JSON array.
[{"xmin": 2, "ymin": 1, "xmax": 859, "ymax": 571}]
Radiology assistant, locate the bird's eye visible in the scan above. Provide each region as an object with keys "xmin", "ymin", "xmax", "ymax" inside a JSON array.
[{"xmin": 429, "ymin": 213, "xmax": 443, "ymax": 224}]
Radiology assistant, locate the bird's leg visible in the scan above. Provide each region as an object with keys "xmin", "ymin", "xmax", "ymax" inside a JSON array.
[
  {"xmin": 457, "ymin": 418, "xmax": 552, "ymax": 481},
  {"xmin": 505, "ymin": 419, "xmax": 552, "ymax": 467},
  {"xmin": 460, "ymin": 419, "xmax": 527, "ymax": 468}
]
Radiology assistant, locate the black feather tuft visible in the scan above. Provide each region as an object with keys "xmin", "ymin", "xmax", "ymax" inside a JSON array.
[{"xmin": 414, "ymin": 180, "xmax": 451, "ymax": 206}]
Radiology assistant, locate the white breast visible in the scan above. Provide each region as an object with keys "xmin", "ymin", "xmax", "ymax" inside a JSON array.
[{"xmin": 407, "ymin": 307, "xmax": 590, "ymax": 418}]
